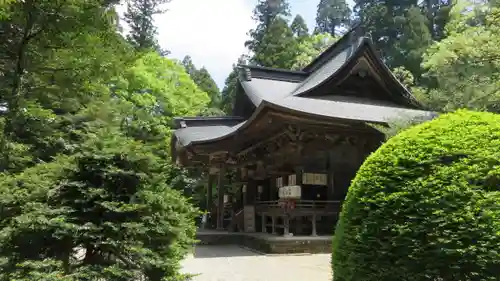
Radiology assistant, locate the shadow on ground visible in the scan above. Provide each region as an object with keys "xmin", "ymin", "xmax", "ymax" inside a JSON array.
[{"xmin": 192, "ymin": 245, "xmax": 261, "ymax": 259}]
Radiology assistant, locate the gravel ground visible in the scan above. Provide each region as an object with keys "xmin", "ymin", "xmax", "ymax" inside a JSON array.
[{"xmin": 181, "ymin": 245, "xmax": 332, "ymax": 281}]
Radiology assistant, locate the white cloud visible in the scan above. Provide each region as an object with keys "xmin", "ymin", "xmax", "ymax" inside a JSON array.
[{"xmin": 155, "ymin": 0, "xmax": 254, "ymax": 88}]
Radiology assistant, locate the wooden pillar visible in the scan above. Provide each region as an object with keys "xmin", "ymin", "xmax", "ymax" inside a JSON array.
[
  {"xmin": 205, "ymin": 174, "xmax": 214, "ymax": 229},
  {"xmin": 216, "ymin": 166, "xmax": 226, "ymax": 230},
  {"xmin": 271, "ymin": 216, "xmax": 276, "ymax": 234},
  {"xmin": 284, "ymin": 216, "xmax": 290, "ymax": 236},
  {"xmin": 243, "ymin": 178, "xmax": 257, "ymax": 233},
  {"xmin": 327, "ymin": 151, "xmax": 335, "ymax": 200},
  {"xmin": 246, "ymin": 179, "xmax": 257, "ymax": 204},
  {"xmin": 261, "ymin": 215, "xmax": 266, "ymax": 233},
  {"xmin": 311, "ymin": 214, "xmax": 317, "ymax": 236},
  {"xmin": 269, "ymin": 175, "xmax": 276, "ymax": 200},
  {"xmin": 295, "ymin": 166, "xmax": 303, "ymax": 187},
  {"xmin": 206, "ymin": 175, "xmax": 214, "ymax": 211},
  {"xmin": 242, "ymin": 183, "xmax": 247, "ymax": 205}
]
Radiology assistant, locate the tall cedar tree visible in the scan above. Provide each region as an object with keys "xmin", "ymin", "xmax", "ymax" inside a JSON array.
[
  {"xmin": 193, "ymin": 67, "xmax": 221, "ymax": 107},
  {"xmin": 422, "ymin": 0, "xmax": 453, "ymax": 40},
  {"xmin": 219, "ymin": 55, "xmax": 247, "ymax": 114},
  {"xmin": 353, "ymin": 0, "xmax": 433, "ymax": 80},
  {"xmin": 291, "ymin": 14, "xmax": 309, "ymax": 38},
  {"xmin": 315, "ymin": 0, "xmax": 352, "ymax": 36},
  {"xmin": 246, "ymin": 0, "xmax": 297, "ymax": 68},
  {"xmin": 245, "ymin": 0, "xmax": 291, "ymax": 60},
  {"xmin": 251, "ymin": 17, "xmax": 298, "ymax": 69},
  {"xmin": 124, "ymin": 0, "xmax": 170, "ymax": 54}
]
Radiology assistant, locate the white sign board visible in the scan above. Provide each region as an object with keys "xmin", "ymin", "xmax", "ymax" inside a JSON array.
[
  {"xmin": 303, "ymin": 173, "xmax": 328, "ymax": 186},
  {"xmin": 278, "ymin": 185, "xmax": 301, "ymax": 199}
]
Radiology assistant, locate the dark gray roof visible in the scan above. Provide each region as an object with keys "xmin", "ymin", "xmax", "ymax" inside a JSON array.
[
  {"xmin": 172, "ymin": 26, "xmax": 435, "ymax": 152},
  {"xmin": 240, "ymin": 78, "xmax": 301, "ymax": 106},
  {"xmin": 277, "ymin": 96, "xmax": 435, "ymax": 124},
  {"xmin": 173, "ymin": 116, "xmax": 244, "ymax": 129},
  {"xmin": 290, "ymin": 37, "xmax": 362, "ymax": 96},
  {"xmin": 236, "ymin": 36, "xmax": 418, "ymax": 108},
  {"xmin": 174, "ymin": 122, "xmax": 246, "ymax": 147},
  {"xmin": 302, "ymin": 22, "xmax": 364, "ymax": 73},
  {"xmin": 173, "ymin": 95, "xmax": 435, "ymax": 149}
]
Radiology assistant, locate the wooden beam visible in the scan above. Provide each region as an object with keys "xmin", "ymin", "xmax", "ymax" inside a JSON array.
[{"xmin": 216, "ymin": 165, "xmax": 226, "ymax": 230}]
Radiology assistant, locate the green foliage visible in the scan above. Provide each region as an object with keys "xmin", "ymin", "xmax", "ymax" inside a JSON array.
[
  {"xmin": 353, "ymin": 0, "xmax": 436, "ymax": 79},
  {"xmin": 392, "ymin": 66, "xmax": 415, "ymax": 89},
  {"xmin": 0, "ymin": 0, "xmax": 15, "ymax": 19},
  {"xmin": 192, "ymin": 69, "xmax": 220, "ymax": 108},
  {"xmin": 370, "ymin": 113, "xmax": 431, "ymax": 140},
  {"xmin": 219, "ymin": 55, "xmax": 247, "ymax": 114},
  {"xmin": 393, "ymin": 6, "xmax": 433, "ymax": 79},
  {"xmin": 420, "ymin": 1, "xmax": 500, "ymax": 113},
  {"xmin": 246, "ymin": 0, "xmax": 291, "ymax": 52},
  {"xmin": 315, "ymin": 0, "xmax": 351, "ymax": 36},
  {"xmin": 116, "ymin": 52, "xmax": 210, "ymax": 121},
  {"xmin": 245, "ymin": 0, "xmax": 296, "ymax": 68},
  {"xmin": 181, "ymin": 56, "xmax": 221, "ymax": 108},
  {"xmin": 198, "ymin": 107, "xmax": 226, "ymax": 117},
  {"xmin": 291, "ymin": 33, "xmax": 338, "ymax": 70},
  {"xmin": 0, "ymin": 1, "xmax": 204, "ymax": 280},
  {"xmin": 0, "ymin": 0, "xmax": 133, "ymax": 169},
  {"xmin": 252, "ymin": 17, "xmax": 298, "ymax": 69},
  {"xmin": 332, "ymin": 110, "xmax": 500, "ymax": 281},
  {"xmin": 0, "ymin": 131, "xmax": 197, "ymax": 281}
]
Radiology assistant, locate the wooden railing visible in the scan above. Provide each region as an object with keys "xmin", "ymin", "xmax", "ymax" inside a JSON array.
[{"xmin": 255, "ymin": 200, "xmax": 342, "ymax": 216}]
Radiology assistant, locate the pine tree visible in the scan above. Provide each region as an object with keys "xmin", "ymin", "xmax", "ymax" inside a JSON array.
[
  {"xmin": 315, "ymin": 0, "xmax": 352, "ymax": 36},
  {"xmin": 291, "ymin": 14, "xmax": 309, "ymax": 38},
  {"xmin": 124, "ymin": 0, "xmax": 170, "ymax": 54}
]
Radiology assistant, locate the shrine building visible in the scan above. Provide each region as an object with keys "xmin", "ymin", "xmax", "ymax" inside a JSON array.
[{"xmin": 171, "ymin": 27, "xmax": 435, "ymax": 251}]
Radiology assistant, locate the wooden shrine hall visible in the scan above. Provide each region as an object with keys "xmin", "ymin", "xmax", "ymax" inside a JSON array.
[{"xmin": 171, "ymin": 27, "xmax": 435, "ymax": 246}]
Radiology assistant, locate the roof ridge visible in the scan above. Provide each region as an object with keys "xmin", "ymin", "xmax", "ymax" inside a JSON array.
[
  {"xmin": 238, "ymin": 64, "xmax": 307, "ymax": 75},
  {"xmin": 288, "ymin": 37, "xmax": 368, "ymax": 97},
  {"xmin": 302, "ymin": 23, "xmax": 364, "ymax": 73},
  {"xmin": 238, "ymin": 65, "xmax": 307, "ymax": 83}
]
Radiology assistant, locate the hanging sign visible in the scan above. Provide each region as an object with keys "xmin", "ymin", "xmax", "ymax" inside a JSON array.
[{"xmin": 278, "ymin": 185, "xmax": 301, "ymax": 199}]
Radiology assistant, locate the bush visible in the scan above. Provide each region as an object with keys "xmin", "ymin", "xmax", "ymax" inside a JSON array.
[
  {"xmin": 0, "ymin": 130, "xmax": 197, "ymax": 281},
  {"xmin": 332, "ymin": 110, "xmax": 500, "ymax": 281}
]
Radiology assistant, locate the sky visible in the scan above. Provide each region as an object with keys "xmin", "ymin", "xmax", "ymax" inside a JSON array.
[{"xmin": 150, "ymin": 0, "xmax": 353, "ymax": 89}]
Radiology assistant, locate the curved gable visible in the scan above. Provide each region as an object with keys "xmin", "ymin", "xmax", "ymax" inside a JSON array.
[{"xmin": 292, "ymin": 38, "xmax": 421, "ymax": 109}]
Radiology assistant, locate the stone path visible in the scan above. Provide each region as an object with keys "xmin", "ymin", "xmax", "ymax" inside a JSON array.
[{"xmin": 181, "ymin": 245, "xmax": 332, "ymax": 281}]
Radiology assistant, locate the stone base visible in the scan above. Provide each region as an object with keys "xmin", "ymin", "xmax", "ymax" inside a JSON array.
[{"xmin": 196, "ymin": 229, "xmax": 331, "ymax": 254}]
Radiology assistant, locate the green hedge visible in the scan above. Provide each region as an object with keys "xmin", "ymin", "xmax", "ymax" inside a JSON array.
[{"xmin": 332, "ymin": 110, "xmax": 500, "ymax": 281}]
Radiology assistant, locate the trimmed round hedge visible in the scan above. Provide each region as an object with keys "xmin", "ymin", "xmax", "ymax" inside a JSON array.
[{"xmin": 332, "ymin": 110, "xmax": 500, "ymax": 281}]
